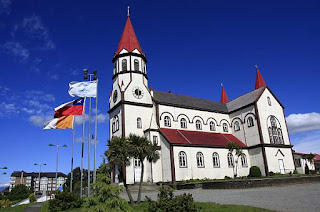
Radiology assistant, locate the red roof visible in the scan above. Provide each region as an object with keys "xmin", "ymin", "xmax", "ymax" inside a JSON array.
[
  {"xmin": 255, "ymin": 66, "xmax": 266, "ymax": 90},
  {"xmin": 314, "ymin": 154, "xmax": 320, "ymax": 161},
  {"xmin": 220, "ymin": 86, "xmax": 229, "ymax": 103},
  {"xmin": 160, "ymin": 128, "xmax": 246, "ymax": 147},
  {"xmin": 115, "ymin": 17, "xmax": 143, "ymax": 55}
]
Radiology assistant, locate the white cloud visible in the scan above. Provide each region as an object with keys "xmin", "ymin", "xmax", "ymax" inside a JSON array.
[
  {"xmin": 0, "ymin": 182, "xmax": 10, "ymax": 187},
  {"xmin": 97, "ymin": 113, "xmax": 108, "ymax": 123},
  {"xmin": 286, "ymin": 112, "xmax": 320, "ymax": 134},
  {"xmin": 2, "ymin": 41, "xmax": 29, "ymax": 62},
  {"xmin": 0, "ymin": 102, "xmax": 19, "ymax": 117},
  {"xmin": 29, "ymin": 115, "xmax": 52, "ymax": 127},
  {"xmin": 0, "ymin": 86, "xmax": 10, "ymax": 96},
  {"xmin": 0, "ymin": 0, "xmax": 11, "ymax": 15}
]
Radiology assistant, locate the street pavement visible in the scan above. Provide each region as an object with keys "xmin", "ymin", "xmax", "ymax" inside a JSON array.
[{"xmin": 120, "ymin": 182, "xmax": 320, "ymax": 212}]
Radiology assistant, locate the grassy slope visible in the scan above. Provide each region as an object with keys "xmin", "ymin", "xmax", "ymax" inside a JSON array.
[{"xmin": 0, "ymin": 204, "xmax": 30, "ymax": 212}]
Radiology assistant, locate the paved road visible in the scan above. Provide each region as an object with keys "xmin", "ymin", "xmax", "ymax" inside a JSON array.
[{"xmin": 120, "ymin": 183, "xmax": 320, "ymax": 212}]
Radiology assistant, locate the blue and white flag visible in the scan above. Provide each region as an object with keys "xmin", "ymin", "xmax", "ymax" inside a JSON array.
[{"xmin": 68, "ymin": 81, "xmax": 97, "ymax": 98}]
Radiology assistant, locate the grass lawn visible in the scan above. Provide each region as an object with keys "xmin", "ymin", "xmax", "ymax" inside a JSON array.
[
  {"xmin": 0, "ymin": 204, "xmax": 30, "ymax": 212},
  {"xmin": 40, "ymin": 201, "xmax": 273, "ymax": 212}
]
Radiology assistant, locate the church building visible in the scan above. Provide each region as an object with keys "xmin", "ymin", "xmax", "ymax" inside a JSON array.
[{"xmin": 108, "ymin": 13, "xmax": 295, "ymax": 184}]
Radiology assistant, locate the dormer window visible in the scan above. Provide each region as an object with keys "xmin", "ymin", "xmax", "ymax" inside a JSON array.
[
  {"xmin": 122, "ymin": 59, "xmax": 127, "ymax": 71},
  {"xmin": 134, "ymin": 59, "xmax": 139, "ymax": 71}
]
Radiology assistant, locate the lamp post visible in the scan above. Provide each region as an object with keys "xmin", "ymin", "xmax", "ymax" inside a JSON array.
[
  {"xmin": 49, "ymin": 144, "xmax": 67, "ymax": 191},
  {"xmin": 34, "ymin": 163, "xmax": 46, "ymax": 192}
]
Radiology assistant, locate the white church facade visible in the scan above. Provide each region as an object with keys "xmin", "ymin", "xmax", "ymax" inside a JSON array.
[{"xmin": 108, "ymin": 14, "xmax": 295, "ymax": 184}]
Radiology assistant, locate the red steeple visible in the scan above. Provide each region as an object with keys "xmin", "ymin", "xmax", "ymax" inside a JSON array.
[
  {"xmin": 255, "ymin": 65, "xmax": 266, "ymax": 90},
  {"xmin": 115, "ymin": 15, "xmax": 143, "ymax": 55},
  {"xmin": 220, "ymin": 84, "xmax": 229, "ymax": 103}
]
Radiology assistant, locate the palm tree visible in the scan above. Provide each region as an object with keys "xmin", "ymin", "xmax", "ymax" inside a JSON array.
[
  {"xmin": 147, "ymin": 140, "xmax": 160, "ymax": 183},
  {"xmin": 128, "ymin": 134, "xmax": 159, "ymax": 204},
  {"xmin": 227, "ymin": 141, "xmax": 244, "ymax": 178},
  {"xmin": 304, "ymin": 153, "xmax": 315, "ymax": 174},
  {"xmin": 105, "ymin": 136, "xmax": 134, "ymax": 204}
]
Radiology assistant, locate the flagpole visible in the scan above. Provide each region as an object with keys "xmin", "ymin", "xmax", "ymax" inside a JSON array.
[
  {"xmin": 70, "ymin": 117, "xmax": 75, "ymax": 193},
  {"xmin": 80, "ymin": 97, "xmax": 86, "ymax": 197},
  {"xmin": 93, "ymin": 79, "xmax": 98, "ymax": 185},
  {"xmin": 88, "ymin": 94, "xmax": 92, "ymax": 197}
]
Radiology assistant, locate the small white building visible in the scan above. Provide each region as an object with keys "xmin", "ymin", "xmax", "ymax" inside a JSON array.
[
  {"xmin": 293, "ymin": 152, "xmax": 316, "ymax": 174},
  {"xmin": 108, "ymin": 14, "xmax": 296, "ymax": 184}
]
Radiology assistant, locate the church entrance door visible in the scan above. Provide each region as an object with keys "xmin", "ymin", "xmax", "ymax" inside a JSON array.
[
  {"xmin": 134, "ymin": 158, "xmax": 142, "ymax": 182},
  {"xmin": 278, "ymin": 159, "xmax": 285, "ymax": 174}
]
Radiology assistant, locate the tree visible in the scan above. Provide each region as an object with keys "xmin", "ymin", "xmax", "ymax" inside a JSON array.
[
  {"xmin": 64, "ymin": 167, "xmax": 92, "ymax": 195},
  {"xmin": 9, "ymin": 184, "xmax": 32, "ymax": 201},
  {"xmin": 227, "ymin": 141, "xmax": 244, "ymax": 178},
  {"xmin": 147, "ymin": 139, "xmax": 160, "ymax": 183},
  {"xmin": 304, "ymin": 153, "xmax": 315, "ymax": 174},
  {"xmin": 106, "ymin": 136, "xmax": 134, "ymax": 204},
  {"xmin": 128, "ymin": 134, "xmax": 159, "ymax": 204}
]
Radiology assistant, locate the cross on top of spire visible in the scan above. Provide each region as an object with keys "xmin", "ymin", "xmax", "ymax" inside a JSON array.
[{"xmin": 127, "ymin": 6, "xmax": 130, "ymax": 17}]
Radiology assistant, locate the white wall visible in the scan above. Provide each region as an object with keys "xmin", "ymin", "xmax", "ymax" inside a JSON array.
[{"xmin": 265, "ymin": 147, "xmax": 295, "ymax": 174}]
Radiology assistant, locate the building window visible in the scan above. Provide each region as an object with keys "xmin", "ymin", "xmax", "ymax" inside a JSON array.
[
  {"xmin": 268, "ymin": 116, "xmax": 284, "ymax": 144},
  {"xmin": 196, "ymin": 152, "xmax": 205, "ymax": 168},
  {"xmin": 134, "ymin": 158, "xmax": 141, "ymax": 167},
  {"xmin": 122, "ymin": 59, "xmax": 127, "ymax": 71},
  {"xmin": 112, "ymin": 115, "xmax": 119, "ymax": 133},
  {"xmin": 153, "ymin": 136, "xmax": 158, "ymax": 145},
  {"xmin": 212, "ymin": 152, "xmax": 220, "ymax": 168},
  {"xmin": 267, "ymin": 97, "xmax": 271, "ymax": 106},
  {"xmin": 134, "ymin": 59, "xmax": 139, "ymax": 71},
  {"xmin": 227, "ymin": 153, "xmax": 234, "ymax": 167},
  {"xmin": 295, "ymin": 159, "xmax": 301, "ymax": 167},
  {"xmin": 137, "ymin": 117, "xmax": 142, "ymax": 129},
  {"xmin": 241, "ymin": 154, "xmax": 248, "ymax": 167},
  {"xmin": 196, "ymin": 120, "xmax": 202, "ymax": 130},
  {"xmin": 234, "ymin": 121, "xmax": 240, "ymax": 132},
  {"xmin": 223, "ymin": 123, "xmax": 228, "ymax": 132},
  {"xmin": 113, "ymin": 62, "xmax": 117, "ymax": 74},
  {"xmin": 247, "ymin": 117, "xmax": 254, "ymax": 127},
  {"xmin": 209, "ymin": 121, "xmax": 216, "ymax": 131},
  {"xmin": 179, "ymin": 151, "xmax": 187, "ymax": 168},
  {"xmin": 180, "ymin": 118, "xmax": 187, "ymax": 129},
  {"xmin": 164, "ymin": 116, "xmax": 171, "ymax": 127}
]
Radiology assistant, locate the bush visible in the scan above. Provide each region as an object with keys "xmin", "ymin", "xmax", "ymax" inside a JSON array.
[
  {"xmin": 224, "ymin": 176, "xmax": 232, "ymax": 180},
  {"xmin": 48, "ymin": 192, "xmax": 82, "ymax": 212},
  {"xmin": 147, "ymin": 186, "xmax": 197, "ymax": 212},
  {"xmin": 0, "ymin": 199, "xmax": 12, "ymax": 208},
  {"xmin": 248, "ymin": 166, "xmax": 262, "ymax": 177},
  {"xmin": 293, "ymin": 170, "xmax": 298, "ymax": 174},
  {"xmin": 29, "ymin": 193, "xmax": 37, "ymax": 203},
  {"xmin": 8, "ymin": 184, "xmax": 32, "ymax": 201},
  {"xmin": 310, "ymin": 170, "xmax": 317, "ymax": 175},
  {"xmin": 305, "ymin": 165, "xmax": 310, "ymax": 174}
]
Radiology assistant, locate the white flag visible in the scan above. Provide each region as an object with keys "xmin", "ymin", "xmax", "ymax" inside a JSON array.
[{"xmin": 68, "ymin": 81, "xmax": 97, "ymax": 98}]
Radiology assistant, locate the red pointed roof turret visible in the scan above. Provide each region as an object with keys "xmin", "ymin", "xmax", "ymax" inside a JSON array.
[
  {"xmin": 115, "ymin": 12, "xmax": 144, "ymax": 55},
  {"xmin": 220, "ymin": 84, "xmax": 229, "ymax": 103},
  {"xmin": 255, "ymin": 65, "xmax": 266, "ymax": 90}
]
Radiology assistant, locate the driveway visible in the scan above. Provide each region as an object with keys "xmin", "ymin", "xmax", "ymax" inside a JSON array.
[{"xmin": 120, "ymin": 182, "xmax": 320, "ymax": 212}]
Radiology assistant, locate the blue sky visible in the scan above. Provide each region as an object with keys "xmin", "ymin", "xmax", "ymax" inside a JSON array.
[{"xmin": 0, "ymin": 0, "xmax": 320, "ymax": 185}]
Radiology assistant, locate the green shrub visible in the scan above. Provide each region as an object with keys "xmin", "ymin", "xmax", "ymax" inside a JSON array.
[
  {"xmin": 29, "ymin": 193, "xmax": 37, "ymax": 203},
  {"xmin": 293, "ymin": 170, "xmax": 298, "ymax": 174},
  {"xmin": 0, "ymin": 199, "xmax": 12, "ymax": 208},
  {"xmin": 224, "ymin": 176, "xmax": 232, "ymax": 180},
  {"xmin": 310, "ymin": 170, "xmax": 317, "ymax": 175},
  {"xmin": 268, "ymin": 171, "xmax": 275, "ymax": 176},
  {"xmin": 48, "ymin": 192, "xmax": 82, "ymax": 212},
  {"xmin": 8, "ymin": 184, "xmax": 32, "ymax": 201},
  {"xmin": 305, "ymin": 165, "xmax": 310, "ymax": 174},
  {"xmin": 147, "ymin": 185, "xmax": 197, "ymax": 212},
  {"xmin": 248, "ymin": 166, "xmax": 262, "ymax": 177}
]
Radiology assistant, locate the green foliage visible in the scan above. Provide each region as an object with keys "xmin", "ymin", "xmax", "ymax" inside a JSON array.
[
  {"xmin": 84, "ymin": 161, "xmax": 132, "ymax": 212},
  {"xmin": 8, "ymin": 184, "xmax": 32, "ymax": 201},
  {"xmin": 48, "ymin": 191, "xmax": 82, "ymax": 212},
  {"xmin": 224, "ymin": 176, "xmax": 232, "ymax": 179},
  {"xmin": 310, "ymin": 170, "xmax": 317, "ymax": 175},
  {"xmin": 248, "ymin": 166, "xmax": 262, "ymax": 177},
  {"xmin": 268, "ymin": 171, "xmax": 275, "ymax": 176},
  {"xmin": 305, "ymin": 164, "xmax": 310, "ymax": 174},
  {"xmin": 64, "ymin": 167, "xmax": 93, "ymax": 195},
  {"xmin": 0, "ymin": 199, "xmax": 12, "ymax": 208},
  {"xmin": 293, "ymin": 170, "xmax": 298, "ymax": 174},
  {"xmin": 147, "ymin": 186, "xmax": 197, "ymax": 212},
  {"xmin": 28, "ymin": 193, "xmax": 36, "ymax": 203}
]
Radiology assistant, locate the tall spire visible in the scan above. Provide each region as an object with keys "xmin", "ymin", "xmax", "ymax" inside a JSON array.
[
  {"xmin": 220, "ymin": 83, "xmax": 229, "ymax": 103},
  {"xmin": 255, "ymin": 65, "xmax": 266, "ymax": 90},
  {"xmin": 115, "ymin": 8, "xmax": 144, "ymax": 55}
]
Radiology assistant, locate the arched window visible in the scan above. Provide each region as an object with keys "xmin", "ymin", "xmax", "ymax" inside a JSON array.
[
  {"xmin": 212, "ymin": 152, "xmax": 220, "ymax": 168},
  {"xmin": 209, "ymin": 121, "xmax": 216, "ymax": 131},
  {"xmin": 227, "ymin": 153, "xmax": 234, "ymax": 167},
  {"xmin": 196, "ymin": 152, "xmax": 205, "ymax": 168},
  {"xmin": 247, "ymin": 117, "xmax": 254, "ymax": 127},
  {"xmin": 268, "ymin": 116, "xmax": 284, "ymax": 144},
  {"xmin": 134, "ymin": 59, "xmax": 139, "ymax": 71},
  {"xmin": 178, "ymin": 151, "xmax": 187, "ymax": 168},
  {"xmin": 234, "ymin": 121, "xmax": 240, "ymax": 132},
  {"xmin": 113, "ymin": 62, "xmax": 117, "ymax": 74},
  {"xmin": 241, "ymin": 154, "xmax": 248, "ymax": 167},
  {"xmin": 112, "ymin": 115, "xmax": 119, "ymax": 133},
  {"xmin": 196, "ymin": 120, "xmax": 202, "ymax": 130},
  {"xmin": 180, "ymin": 118, "xmax": 187, "ymax": 129},
  {"xmin": 122, "ymin": 59, "xmax": 127, "ymax": 71},
  {"xmin": 137, "ymin": 117, "xmax": 142, "ymax": 129},
  {"xmin": 267, "ymin": 97, "xmax": 271, "ymax": 106},
  {"xmin": 223, "ymin": 123, "xmax": 228, "ymax": 132},
  {"xmin": 164, "ymin": 116, "xmax": 171, "ymax": 127}
]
